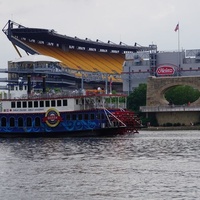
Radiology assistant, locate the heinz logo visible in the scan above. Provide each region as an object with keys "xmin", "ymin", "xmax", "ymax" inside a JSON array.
[{"xmin": 156, "ymin": 65, "xmax": 175, "ymax": 75}]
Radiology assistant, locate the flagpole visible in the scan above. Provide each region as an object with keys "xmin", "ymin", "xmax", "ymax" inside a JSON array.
[
  {"xmin": 175, "ymin": 22, "xmax": 181, "ymax": 75},
  {"xmin": 178, "ymin": 22, "xmax": 181, "ymax": 76}
]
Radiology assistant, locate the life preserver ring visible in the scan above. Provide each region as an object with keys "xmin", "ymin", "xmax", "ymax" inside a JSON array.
[{"xmin": 43, "ymin": 108, "xmax": 62, "ymax": 127}]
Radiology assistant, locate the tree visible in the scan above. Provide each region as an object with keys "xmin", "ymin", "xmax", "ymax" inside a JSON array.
[
  {"xmin": 127, "ymin": 83, "xmax": 147, "ymax": 112},
  {"xmin": 165, "ymin": 85, "xmax": 200, "ymax": 105}
]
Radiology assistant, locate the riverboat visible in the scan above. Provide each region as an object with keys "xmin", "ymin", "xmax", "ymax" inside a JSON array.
[{"xmin": 0, "ymin": 55, "xmax": 142, "ymax": 137}]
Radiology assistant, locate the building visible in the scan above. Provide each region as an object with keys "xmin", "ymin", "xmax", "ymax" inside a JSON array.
[
  {"xmin": 123, "ymin": 46, "xmax": 200, "ymax": 93},
  {"xmin": 2, "ymin": 20, "xmax": 152, "ymax": 93}
]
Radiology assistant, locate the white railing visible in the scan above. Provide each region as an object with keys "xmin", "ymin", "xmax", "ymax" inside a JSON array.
[{"xmin": 140, "ymin": 105, "xmax": 200, "ymax": 112}]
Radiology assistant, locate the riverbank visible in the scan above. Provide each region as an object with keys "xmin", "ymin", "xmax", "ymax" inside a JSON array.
[{"xmin": 142, "ymin": 126, "xmax": 200, "ymax": 131}]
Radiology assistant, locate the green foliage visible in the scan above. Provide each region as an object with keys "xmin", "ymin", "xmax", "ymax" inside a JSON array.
[
  {"xmin": 165, "ymin": 85, "xmax": 200, "ymax": 105},
  {"xmin": 127, "ymin": 83, "xmax": 147, "ymax": 112},
  {"xmin": 140, "ymin": 114, "xmax": 158, "ymax": 127}
]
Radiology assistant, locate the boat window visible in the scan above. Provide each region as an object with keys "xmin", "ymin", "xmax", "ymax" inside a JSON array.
[
  {"xmin": 1, "ymin": 117, "xmax": 6, "ymax": 127},
  {"xmin": 84, "ymin": 114, "xmax": 88, "ymax": 120},
  {"xmin": 27, "ymin": 117, "xmax": 32, "ymax": 127},
  {"xmin": 57, "ymin": 100, "xmax": 61, "ymax": 106},
  {"xmin": 18, "ymin": 117, "xmax": 23, "ymax": 127},
  {"xmin": 28, "ymin": 101, "xmax": 33, "ymax": 108},
  {"xmin": 35, "ymin": 117, "xmax": 40, "ymax": 127},
  {"xmin": 72, "ymin": 114, "xmax": 76, "ymax": 120},
  {"xmin": 66, "ymin": 114, "xmax": 70, "ymax": 120},
  {"xmin": 63, "ymin": 99, "xmax": 68, "ymax": 106},
  {"xmin": 17, "ymin": 101, "xmax": 21, "ymax": 108},
  {"xmin": 11, "ymin": 102, "xmax": 15, "ymax": 108},
  {"xmin": 78, "ymin": 114, "xmax": 82, "ymax": 120},
  {"xmin": 97, "ymin": 114, "xmax": 100, "ymax": 119},
  {"xmin": 45, "ymin": 101, "xmax": 50, "ymax": 107},
  {"xmin": 23, "ymin": 101, "xmax": 27, "ymax": 108},
  {"xmin": 76, "ymin": 99, "xmax": 78, "ymax": 105},
  {"xmin": 91, "ymin": 113, "xmax": 95, "ymax": 120},
  {"xmin": 34, "ymin": 101, "xmax": 38, "ymax": 108},
  {"xmin": 51, "ymin": 100, "xmax": 56, "ymax": 107},
  {"xmin": 40, "ymin": 101, "xmax": 44, "ymax": 107},
  {"xmin": 10, "ymin": 117, "xmax": 15, "ymax": 127}
]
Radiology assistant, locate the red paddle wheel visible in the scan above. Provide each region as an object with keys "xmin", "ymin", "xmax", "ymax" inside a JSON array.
[{"xmin": 112, "ymin": 110, "xmax": 142, "ymax": 134}]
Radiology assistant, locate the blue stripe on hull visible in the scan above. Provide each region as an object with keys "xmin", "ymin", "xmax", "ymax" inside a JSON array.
[{"xmin": 0, "ymin": 110, "xmax": 121, "ymax": 136}]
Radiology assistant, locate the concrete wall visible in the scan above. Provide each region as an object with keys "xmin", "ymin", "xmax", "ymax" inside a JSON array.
[{"xmin": 156, "ymin": 112, "xmax": 200, "ymax": 126}]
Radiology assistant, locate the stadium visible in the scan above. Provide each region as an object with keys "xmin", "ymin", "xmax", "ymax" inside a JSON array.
[{"xmin": 2, "ymin": 20, "xmax": 152, "ymax": 93}]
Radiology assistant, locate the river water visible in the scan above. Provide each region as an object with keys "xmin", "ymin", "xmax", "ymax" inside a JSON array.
[{"xmin": 0, "ymin": 130, "xmax": 200, "ymax": 200}]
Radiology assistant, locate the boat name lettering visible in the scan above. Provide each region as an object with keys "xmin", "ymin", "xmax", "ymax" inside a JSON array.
[
  {"xmin": 13, "ymin": 109, "xmax": 27, "ymax": 112},
  {"xmin": 12, "ymin": 108, "xmax": 44, "ymax": 112}
]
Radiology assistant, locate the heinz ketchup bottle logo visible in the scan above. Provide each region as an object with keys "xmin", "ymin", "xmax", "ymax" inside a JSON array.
[{"xmin": 156, "ymin": 65, "xmax": 175, "ymax": 75}]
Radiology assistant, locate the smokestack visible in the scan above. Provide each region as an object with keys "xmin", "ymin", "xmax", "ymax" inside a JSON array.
[
  {"xmin": 42, "ymin": 76, "xmax": 46, "ymax": 94},
  {"xmin": 27, "ymin": 75, "xmax": 31, "ymax": 95}
]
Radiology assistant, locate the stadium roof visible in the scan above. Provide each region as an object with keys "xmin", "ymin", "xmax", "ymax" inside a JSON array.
[{"xmin": 2, "ymin": 20, "xmax": 155, "ymax": 54}]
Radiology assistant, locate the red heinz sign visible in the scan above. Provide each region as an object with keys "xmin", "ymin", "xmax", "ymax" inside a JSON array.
[{"xmin": 156, "ymin": 65, "xmax": 175, "ymax": 75}]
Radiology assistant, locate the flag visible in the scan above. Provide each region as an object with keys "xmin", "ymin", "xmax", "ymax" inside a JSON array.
[{"xmin": 174, "ymin": 23, "xmax": 179, "ymax": 32}]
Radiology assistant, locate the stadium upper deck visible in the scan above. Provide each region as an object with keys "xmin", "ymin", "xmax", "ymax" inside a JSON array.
[{"xmin": 2, "ymin": 20, "xmax": 153, "ymax": 80}]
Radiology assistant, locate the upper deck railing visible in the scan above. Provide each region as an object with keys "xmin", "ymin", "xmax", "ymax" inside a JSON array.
[{"xmin": 140, "ymin": 105, "xmax": 200, "ymax": 112}]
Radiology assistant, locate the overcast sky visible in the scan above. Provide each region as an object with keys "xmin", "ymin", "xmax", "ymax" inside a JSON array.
[{"xmin": 1, "ymin": 0, "xmax": 200, "ymax": 69}]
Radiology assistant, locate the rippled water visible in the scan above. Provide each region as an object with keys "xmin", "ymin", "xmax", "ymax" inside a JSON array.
[{"xmin": 0, "ymin": 130, "xmax": 200, "ymax": 200}]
